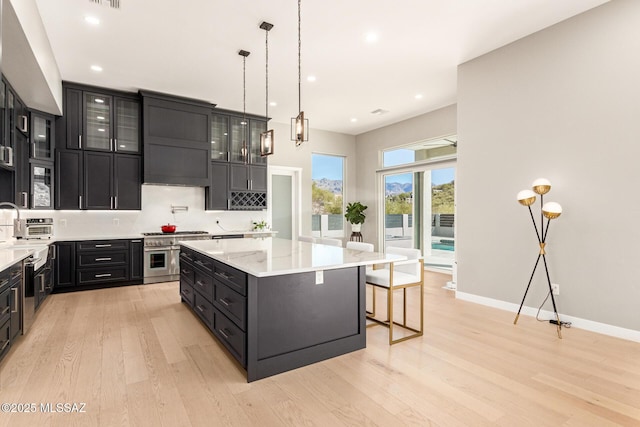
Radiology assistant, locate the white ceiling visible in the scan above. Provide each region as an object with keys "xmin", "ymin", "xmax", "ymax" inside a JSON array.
[{"xmin": 34, "ymin": 0, "xmax": 608, "ymax": 135}]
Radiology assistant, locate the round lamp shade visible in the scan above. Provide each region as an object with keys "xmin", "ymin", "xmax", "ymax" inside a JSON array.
[
  {"xmin": 532, "ymin": 178, "xmax": 551, "ymax": 195},
  {"xmin": 517, "ymin": 189, "xmax": 536, "ymax": 206},
  {"xmin": 542, "ymin": 202, "xmax": 563, "ymax": 219}
]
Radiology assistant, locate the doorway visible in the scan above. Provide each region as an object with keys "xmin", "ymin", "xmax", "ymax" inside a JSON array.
[{"xmin": 268, "ymin": 166, "xmax": 302, "ymax": 240}]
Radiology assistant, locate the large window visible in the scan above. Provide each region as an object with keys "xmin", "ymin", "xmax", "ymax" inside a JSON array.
[{"xmin": 311, "ymin": 154, "xmax": 344, "ymax": 237}]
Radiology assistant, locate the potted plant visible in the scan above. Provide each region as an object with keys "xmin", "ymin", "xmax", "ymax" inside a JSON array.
[
  {"xmin": 253, "ymin": 220, "xmax": 269, "ymax": 231},
  {"xmin": 344, "ymin": 202, "xmax": 367, "ymax": 232}
]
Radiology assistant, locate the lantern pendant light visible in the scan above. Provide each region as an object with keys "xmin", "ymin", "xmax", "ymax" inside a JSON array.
[
  {"xmin": 260, "ymin": 21, "xmax": 275, "ymax": 156},
  {"xmin": 238, "ymin": 49, "xmax": 250, "ymax": 164},
  {"xmin": 291, "ymin": 0, "xmax": 309, "ymax": 145}
]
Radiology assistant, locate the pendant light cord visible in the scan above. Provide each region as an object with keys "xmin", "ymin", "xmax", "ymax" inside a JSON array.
[
  {"xmin": 265, "ymin": 28, "xmax": 269, "ymax": 121},
  {"xmin": 298, "ymin": 0, "xmax": 302, "ymax": 114},
  {"xmin": 243, "ymin": 55, "xmax": 248, "ymax": 164}
]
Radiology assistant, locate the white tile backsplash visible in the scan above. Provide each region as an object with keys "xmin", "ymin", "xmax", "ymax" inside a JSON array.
[{"xmin": 3, "ymin": 185, "xmax": 267, "ymax": 239}]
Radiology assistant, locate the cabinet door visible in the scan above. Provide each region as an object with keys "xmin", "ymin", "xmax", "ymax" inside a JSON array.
[
  {"xmin": 114, "ymin": 98, "xmax": 140, "ymax": 153},
  {"xmin": 6, "ymin": 90, "xmax": 15, "ymax": 150},
  {"xmin": 250, "ymin": 120, "xmax": 267, "ymax": 165},
  {"xmin": 0, "ymin": 80, "xmax": 5, "ymax": 151},
  {"xmin": 229, "ymin": 117, "xmax": 247, "ymax": 163},
  {"xmin": 83, "ymin": 92, "xmax": 113, "ymax": 151},
  {"xmin": 30, "ymin": 161, "xmax": 54, "ymax": 209},
  {"xmin": 14, "ymin": 97, "xmax": 28, "ymax": 135},
  {"xmin": 130, "ymin": 239, "xmax": 143, "ymax": 281},
  {"xmin": 65, "ymin": 88, "xmax": 83, "ymax": 149},
  {"xmin": 211, "ymin": 114, "xmax": 229, "ymax": 161},
  {"xmin": 229, "ymin": 164, "xmax": 249, "ymax": 191},
  {"xmin": 55, "ymin": 150, "xmax": 83, "ymax": 210},
  {"xmin": 207, "ymin": 162, "xmax": 229, "ymax": 210},
  {"xmin": 250, "ymin": 166, "xmax": 267, "ymax": 192},
  {"xmin": 114, "ymin": 154, "xmax": 141, "ymax": 210},
  {"xmin": 83, "ymin": 151, "xmax": 113, "ymax": 209},
  {"xmin": 55, "ymin": 242, "xmax": 76, "ymax": 288},
  {"xmin": 31, "ymin": 113, "xmax": 54, "ymax": 160},
  {"xmin": 14, "ymin": 132, "xmax": 29, "ymax": 208}
]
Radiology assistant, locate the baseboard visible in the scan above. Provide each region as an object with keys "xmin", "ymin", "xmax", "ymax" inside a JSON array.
[{"xmin": 455, "ymin": 291, "xmax": 640, "ymax": 343}]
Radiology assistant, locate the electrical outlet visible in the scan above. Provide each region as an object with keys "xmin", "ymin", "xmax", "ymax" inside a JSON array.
[{"xmin": 551, "ymin": 283, "xmax": 560, "ymax": 295}]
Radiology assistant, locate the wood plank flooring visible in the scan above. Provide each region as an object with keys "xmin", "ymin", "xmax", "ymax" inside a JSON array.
[{"xmin": 1, "ymin": 272, "xmax": 639, "ymax": 426}]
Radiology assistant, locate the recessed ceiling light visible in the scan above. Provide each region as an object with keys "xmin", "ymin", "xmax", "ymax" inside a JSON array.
[
  {"xmin": 365, "ymin": 32, "xmax": 378, "ymax": 43},
  {"xmin": 91, "ymin": 65, "xmax": 103, "ymax": 72},
  {"xmin": 307, "ymin": 75, "xmax": 316, "ymax": 82},
  {"xmin": 85, "ymin": 16, "xmax": 100, "ymax": 25},
  {"xmin": 415, "ymin": 94, "xmax": 423, "ymax": 100},
  {"xmin": 350, "ymin": 118, "xmax": 358, "ymax": 123},
  {"xmin": 269, "ymin": 101, "xmax": 277, "ymax": 107}
]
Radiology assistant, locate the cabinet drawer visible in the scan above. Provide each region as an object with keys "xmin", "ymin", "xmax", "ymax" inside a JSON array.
[
  {"xmin": 0, "ymin": 287, "xmax": 11, "ymax": 326},
  {"xmin": 78, "ymin": 251, "xmax": 128, "ymax": 267},
  {"xmin": 213, "ymin": 281, "xmax": 246, "ymax": 330},
  {"xmin": 0, "ymin": 319, "xmax": 10, "ymax": 360},
  {"xmin": 192, "ymin": 270, "xmax": 213, "ymax": 302},
  {"xmin": 78, "ymin": 240, "xmax": 129, "ymax": 252},
  {"xmin": 212, "ymin": 307, "xmax": 246, "ymax": 367},
  {"xmin": 78, "ymin": 267, "xmax": 129, "ymax": 285},
  {"xmin": 179, "ymin": 261, "xmax": 195, "ymax": 285},
  {"xmin": 192, "ymin": 254, "xmax": 213, "ymax": 274},
  {"xmin": 180, "ymin": 281, "xmax": 195, "ymax": 307},
  {"xmin": 9, "ymin": 264, "xmax": 22, "ymax": 285},
  {"xmin": 193, "ymin": 291, "xmax": 214, "ymax": 328},
  {"xmin": 213, "ymin": 261, "xmax": 247, "ymax": 296}
]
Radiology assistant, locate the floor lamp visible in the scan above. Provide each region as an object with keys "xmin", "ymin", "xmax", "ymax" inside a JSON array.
[{"xmin": 514, "ymin": 178, "xmax": 564, "ymax": 338}]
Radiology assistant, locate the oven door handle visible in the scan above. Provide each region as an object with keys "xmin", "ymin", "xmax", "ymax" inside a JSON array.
[{"xmin": 144, "ymin": 247, "xmax": 172, "ymax": 252}]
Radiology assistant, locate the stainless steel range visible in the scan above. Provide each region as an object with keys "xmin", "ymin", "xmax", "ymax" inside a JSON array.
[{"xmin": 143, "ymin": 231, "xmax": 210, "ymax": 284}]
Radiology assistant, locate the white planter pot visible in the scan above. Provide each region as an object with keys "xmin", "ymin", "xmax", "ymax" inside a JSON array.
[{"xmin": 351, "ymin": 224, "xmax": 362, "ymax": 233}]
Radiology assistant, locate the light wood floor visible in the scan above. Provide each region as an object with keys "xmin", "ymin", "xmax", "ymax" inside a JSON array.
[{"xmin": 1, "ymin": 272, "xmax": 639, "ymax": 427}]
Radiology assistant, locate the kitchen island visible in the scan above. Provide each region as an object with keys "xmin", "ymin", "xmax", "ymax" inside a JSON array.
[{"xmin": 179, "ymin": 237, "xmax": 401, "ymax": 382}]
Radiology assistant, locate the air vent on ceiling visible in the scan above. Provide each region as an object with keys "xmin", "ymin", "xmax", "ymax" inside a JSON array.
[
  {"xmin": 90, "ymin": 0, "xmax": 120, "ymax": 9},
  {"xmin": 370, "ymin": 108, "xmax": 389, "ymax": 115}
]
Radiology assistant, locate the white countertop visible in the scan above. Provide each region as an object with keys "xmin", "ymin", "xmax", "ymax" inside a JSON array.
[
  {"xmin": 181, "ymin": 237, "xmax": 404, "ymax": 278},
  {"xmin": 0, "ymin": 240, "xmax": 50, "ymax": 271}
]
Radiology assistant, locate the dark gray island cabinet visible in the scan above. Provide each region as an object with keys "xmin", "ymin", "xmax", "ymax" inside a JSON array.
[{"xmin": 179, "ymin": 238, "xmax": 396, "ymax": 382}]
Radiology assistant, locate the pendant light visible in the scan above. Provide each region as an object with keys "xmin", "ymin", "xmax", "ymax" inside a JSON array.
[
  {"xmin": 291, "ymin": 0, "xmax": 309, "ymax": 145},
  {"xmin": 259, "ymin": 21, "xmax": 275, "ymax": 156},
  {"xmin": 239, "ymin": 49, "xmax": 250, "ymax": 164}
]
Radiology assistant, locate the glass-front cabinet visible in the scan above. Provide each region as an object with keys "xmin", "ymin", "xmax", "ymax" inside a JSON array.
[
  {"xmin": 229, "ymin": 116, "xmax": 267, "ymax": 164},
  {"xmin": 115, "ymin": 98, "xmax": 140, "ymax": 153},
  {"xmin": 31, "ymin": 113, "xmax": 54, "ymax": 160},
  {"xmin": 84, "ymin": 92, "xmax": 112, "ymax": 151},
  {"xmin": 211, "ymin": 114, "xmax": 229, "ymax": 161},
  {"xmin": 30, "ymin": 161, "xmax": 54, "ymax": 209},
  {"xmin": 229, "ymin": 117, "xmax": 247, "ymax": 163}
]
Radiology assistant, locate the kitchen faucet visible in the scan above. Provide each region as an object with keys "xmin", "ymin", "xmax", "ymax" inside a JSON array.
[{"xmin": 0, "ymin": 202, "xmax": 22, "ymax": 238}]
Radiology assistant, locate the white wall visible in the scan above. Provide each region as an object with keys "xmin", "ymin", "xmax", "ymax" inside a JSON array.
[
  {"xmin": 457, "ymin": 0, "xmax": 640, "ymax": 332},
  {"xmin": 354, "ymin": 106, "xmax": 457, "ymax": 250},
  {"xmin": 268, "ymin": 121, "xmax": 357, "ymax": 237}
]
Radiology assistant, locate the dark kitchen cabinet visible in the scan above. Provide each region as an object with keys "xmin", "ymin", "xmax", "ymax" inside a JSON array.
[
  {"xmin": 130, "ymin": 239, "xmax": 143, "ymax": 281},
  {"xmin": 30, "ymin": 160, "xmax": 55, "ymax": 209},
  {"xmin": 206, "ymin": 162, "xmax": 229, "ymax": 210},
  {"xmin": 55, "ymin": 150, "xmax": 83, "ymax": 210},
  {"xmin": 114, "ymin": 154, "xmax": 141, "ymax": 210},
  {"xmin": 229, "ymin": 117, "xmax": 267, "ymax": 165},
  {"xmin": 9, "ymin": 263, "xmax": 23, "ymax": 342},
  {"xmin": 30, "ymin": 111, "xmax": 55, "ymax": 160},
  {"xmin": 211, "ymin": 113, "xmax": 229, "ymax": 161},
  {"xmin": 229, "ymin": 165, "xmax": 267, "ymax": 192},
  {"xmin": 84, "ymin": 151, "xmax": 113, "ymax": 209},
  {"xmin": 13, "ymin": 131, "xmax": 29, "ymax": 208},
  {"xmin": 54, "ymin": 242, "xmax": 76, "ymax": 288},
  {"xmin": 141, "ymin": 91, "xmax": 212, "ymax": 186},
  {"xmin": 63, "ymin": 84, "xmax": 141, "ymax": 154}
]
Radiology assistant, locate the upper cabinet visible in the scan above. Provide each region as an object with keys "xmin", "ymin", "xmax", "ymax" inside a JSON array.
[
  {"xmin": 141, "ymin": 91, "xmax": 212, "ymax": 187},
  {"xmin": 63, "ymin": 83, "xmax": 140, "ymax": 154},
  {"xmin": 229, "ymin": 116, "xmax": 267, "ymax": 165},
  {"xmin": 30, "ymin": 111, "xmax": 55, "ymax": 160},
  {"xmin": 211, "ymin": 113, "xmax": 229, "ymax": 161}
]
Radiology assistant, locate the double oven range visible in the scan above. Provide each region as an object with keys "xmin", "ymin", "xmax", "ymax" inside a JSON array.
[{"xmin": 143, "ymin": 231, "xmax": 211, "ymax": 284}]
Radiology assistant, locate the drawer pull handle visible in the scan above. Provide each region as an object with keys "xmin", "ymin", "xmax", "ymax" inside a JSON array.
[
  {"xmin": 95, "ymin": 273, "xmax": 112, "ymax": 278},
  {"xmin": 181, "ymin": 269, "xmax": 190, "ymax": 274},
  {"xmin": 0, "ymin": 340, "xmax": 9, "ymax": 352},
  {"xmin": 215, "ymin": 272, "xmax": 231, "ymax": 280},
  {"xmin": 218, "ymin": 329, "xmax": 229, "ymax": 339},
  {"xmin": 196, "ymin": 305, "xmax": 205, "ymax": 313},
  {"xmin": 219, "ymin": 298, "xmax": 231, "ymax": 307},
  {"xmin": 95, "ymin": 257, "xmax": 112, "ymax": 261},
  {"xmin": 0, "ymin": 307, "xmax": 9, "ymax": 316},
  {"xmin": 196, "ymin": 280, "xmax": 205, "ymax": 287},
  {"xmin": 12, "ymin": 289, "xmax": 18, "ymax": 314},
  {"xmin": 94, "ymin": 244, "xmax": 112, "ymax": 248}
]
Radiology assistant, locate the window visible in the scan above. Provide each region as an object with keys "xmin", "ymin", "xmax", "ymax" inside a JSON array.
[
  {"xmin": 311, "ymin": 154, "xmax": 344, "ymax": 237},
  {"xmin": 383, "ymin": 136, "xmax": 457, "ymax": 168}
]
